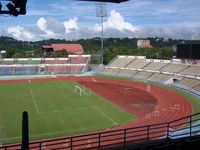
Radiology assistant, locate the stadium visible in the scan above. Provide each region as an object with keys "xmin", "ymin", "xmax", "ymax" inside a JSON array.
[
  {"xmin": 0, "ymin": 41, "xmax": 200, "ymax": 150},
  {"xmin": 0, "ymin": 0, "xmax": 200, "ymax": 150}
]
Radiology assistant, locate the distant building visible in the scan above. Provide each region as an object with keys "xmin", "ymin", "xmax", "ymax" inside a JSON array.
[
  {"xmin": 42, "ymin": 44, "xmax": 84, "ymax": 56},
  {"xmin": 192, "ymin": 34, "xmax": 200, "ymax": 41},
  {"xmin": 0, "ymin": 50, "xmax": 6, "ymax": 58},
  {"xmin": 137, "ymin": 40, "xmax": 153, "ymax": 49}
]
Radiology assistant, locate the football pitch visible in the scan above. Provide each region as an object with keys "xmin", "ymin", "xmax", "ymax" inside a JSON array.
[{"xmin": 0, "ymin": 80, "xmax": 135, "ymax": 144}]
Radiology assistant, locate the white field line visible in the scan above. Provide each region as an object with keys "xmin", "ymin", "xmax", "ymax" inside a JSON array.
[
  {"xmin": 94, "ymin": 106, "xmax": 118, "ymax": 125},
  {"xmin": 39, "ymin": 107, "xmax": 96, "ymax": 114},
  {"xmin": 59, "ymin": 81, "xmax": 75, "ymax": 92},
  {"xmin": 60, "ymin": 81, "xmax": 83, "ymax": 97},
  {"xmin": 29, "ymin": 87, "xmax": 39, "ymax": 114},
  {"xmin": 74, "ymin": 86, "xmax": 119, "ymax": 126},
  {"xmin": 60, "ymin": 81, "xmax": 90, "ymax": 97}
]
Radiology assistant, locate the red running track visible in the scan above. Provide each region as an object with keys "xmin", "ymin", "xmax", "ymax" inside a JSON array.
[
  {"xmin": 74, "ymin": 76, "xmax": 193, "ymax": 128},
  {"xmin": 0, "ymin": 76, "xmax": 193, "ymax": 149}
]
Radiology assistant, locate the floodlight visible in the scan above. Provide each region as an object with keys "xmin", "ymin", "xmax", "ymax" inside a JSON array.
[
  {"xmin": 96, "ymin": 2, "xmax": 107, "ymax": 65},
  {"xmin": 0, "ymin": 3, "xmax": 2, "ymax": 12},
  {"xmin": 6, "ymin": 2, "xmax": 19, "ymax": 16}
]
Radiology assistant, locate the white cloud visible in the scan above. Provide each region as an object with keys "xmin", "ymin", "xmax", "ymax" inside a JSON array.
[
  {"xmin": 63, "ymin": 17, "xmax": 79, "ymax": 33},
  {"xmin": 36, "ymin": 18, "xmax": 55, "ymax": 37},
  {"xmin": 94, "ymin": 10, "xmax": 141, "ymax": 33},
  {"xmin": 4, "ymin": 10, "xmax": 200, "ymax": 41},
  {"xmin": 7, "ymin": 26, "xmax": 35, "ymax": 41}
]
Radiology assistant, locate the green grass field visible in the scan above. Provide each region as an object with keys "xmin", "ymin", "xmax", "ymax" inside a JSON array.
[{"xmin": 0, "ymin": 80, "xmax": 135, "ymax": 144}]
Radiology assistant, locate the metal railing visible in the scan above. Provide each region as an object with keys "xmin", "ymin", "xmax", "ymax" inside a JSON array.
[{"xmin": 1, "ymin": 113, "xmax": 200, "ymax": 150}]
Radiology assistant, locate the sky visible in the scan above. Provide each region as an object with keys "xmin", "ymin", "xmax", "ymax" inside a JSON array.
[{"xmin": 0, "ymin": 0, "xmax": 200, "ymax": 41}]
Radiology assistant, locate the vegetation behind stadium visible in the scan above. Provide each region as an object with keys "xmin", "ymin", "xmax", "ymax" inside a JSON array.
[{"xmin": 0, "ymin": 36, "xmax": 200, "ymax": 64}]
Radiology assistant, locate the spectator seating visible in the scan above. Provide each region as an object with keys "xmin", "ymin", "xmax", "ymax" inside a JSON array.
[
  {"xmin": 133, "ymin": 71, "xmax": 153, "ymax": 80},
  {"xmin": 117, "ymin": 69, "xmax": 138, "ymax": 78},
  {"xmin": 143, "ymin": 62, "xmax": 168, "ymax": 71},
  {"xmin": 148, "ymin": 73, "xmax": 172, "ymax": 83},
  {"xmin": 108, "ymin": 57, "xmax": 134, "ymax": 67},
  {"xmin": 17, "ymin": 60, "xmax": 41, "ymax": 64},
  {"xmin": 15, "ymin": 66, "xmax": 37, "ymax": 75},
  {"xmin": 160, "ymin": 64, "xmax": 190, "ymax": 73},
  {"xmin": 181, "ymin": 66, "xmax": 200, "ymax": 76},
  {"xmin": 175, "ymin": 78, "xmax": 200, "ymax": 90},
  {"xmin": 192, "ymin": 84, "xmax": 200, "ymax": 94},
  {"xmin": 98, "ymin": 55, "xmax": 200, "ymax": 96},
  {"xmin": 2, "ymin": 60, "xmax": 13, "ymax": 65},
  {"xmin": 45, "ymin": 59, "xmax": 67, "ymax": 64},
  {"xmin": 126, "ymin": 59, "xmax": 150, "ymax": 69},
  {"xmin": 16, "ymin": 60, "xmax": 30, "ymax": 64},
  {"xmin": 69, "ymin": 66, "xmax": 84, "ymax": 74},
  {"xmin": 0, "ymin": 67, "xmax": 14, "ymax": 75},
  {"xmin": 46, "ymin": 66, "xmax": 68, "ymax": 74},
  {"xmin": 0, "ymin": 55, "xmax": 90, "ymax": 75},
  {"xmin": 69, "ymin": 56, "xmax": 88, "ymax": 64},
  {"xmin": 101, "ymin": 68, "xmax": 120, "ymax": 76}
]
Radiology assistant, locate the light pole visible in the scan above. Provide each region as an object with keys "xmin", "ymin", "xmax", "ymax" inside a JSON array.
[{"xmin": 96, "ymin": 2, "xmax": 107, "ymax": 65}]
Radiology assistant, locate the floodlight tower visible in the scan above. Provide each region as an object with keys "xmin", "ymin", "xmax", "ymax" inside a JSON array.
[{"xmin": 96, "ymin": 2, "xmax": 107, "ymax": 65}]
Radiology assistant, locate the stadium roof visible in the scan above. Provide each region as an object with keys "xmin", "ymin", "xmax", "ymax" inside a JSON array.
[{"xmin": 42, "ymin": 44, "xmax": 84, "ymax": 54}]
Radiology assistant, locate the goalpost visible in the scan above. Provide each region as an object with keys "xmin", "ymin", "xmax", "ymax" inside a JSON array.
[
  {"xmin": 75, "ymin": 85, "xmax": 91, "ymax": 96},
  {"xmin": 75, "ymin": 85, "xmax": 83, "ymax": 96}
]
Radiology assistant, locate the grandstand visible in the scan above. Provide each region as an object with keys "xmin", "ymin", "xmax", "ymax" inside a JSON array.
[
  {"xmin": 127, "ymin": 59, "xmax": 150, "ymax": 69},
  {"xmin": 0, "ymin": 66, "xmax": 14, "ymax": 75},
  {"xmin": 0, "ymin": 55, "xmax": 91, "ymax": 75},
  {"xmin": 133, "ymin": 71, "xmax": 153, "ymax": 80},
  {"xmin": 100, "ymin": 67, "xmax": 120, "ymax": 76},
  {"xmin": 69, "ymin": 65, "xmax": 85, "ymax": 74},
  {"xmin": 69, "ymin": 55, "xmax": 90, "ymax": 64},
  {"xmin": 174, "ymin": 78, "xmax": 200, "ymax": 94},
  {"xmin": 99, "ymin": 55, "xmax": 200, "ymax": 96},
  {"xmin": 148, "ymin": 73, "xmax": 172, "ymax": 83},
  {"xmin": 160, "ymin": 63, "xmax": 190, "ymax": 73},
  {"xmin": 108, "ymin": 56, "xmax": 134, "ymax": 67},
  {"xmin": 15, "ymin": 66, "xmax": 37, "ymax": 75},
  {"xmin": 44, "ymin": 59, "xmax": 68, "ymax": 64},
  {"xmin": 16, "ymin": 59, "xmax": 42, "ymax": 64},
  {"xmin": 1, "ymin": 59, "xmax": 14, "ymax": 65},
  {"xmin": 181, "ymin": 65, "xmax": 200, "ymax": 76},
  {"xmin": 143, "ymin": 61, "xmax": 168, "ymax": 71},
  {"xmin": 46, "ymin": 66, "xmax": 68, "ymax": 74},
  {"xmin": 117, "ymin": 69, "xmax": 138, "ymax": 78}
]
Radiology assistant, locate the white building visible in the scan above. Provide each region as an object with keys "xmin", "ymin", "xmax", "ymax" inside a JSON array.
[
  {"xmin": 0, "ymin": 50, "xmax": 6, "ymax": 57},
  {"xmin": 192, "ymin": 34, "xmax": 200, "ymax": 40},
  {"xmin": 137, "ymin": 40, "xmax": 152, "ymax": 48}
]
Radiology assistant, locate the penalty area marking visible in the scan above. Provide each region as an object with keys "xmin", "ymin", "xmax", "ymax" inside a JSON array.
[
  {"xmin": 59, "ymin": 81, "xmax": 75, "ymax": 92},
  {"xmin": 93, "ymin": 106, "xmax": 118, "ymax": 125},
  {"xmin": 29, "ymin": 87, "xmax": 39, "ymax": 114}
]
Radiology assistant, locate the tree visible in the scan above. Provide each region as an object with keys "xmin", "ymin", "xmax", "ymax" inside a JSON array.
[{"xmin": 12, "ymin": 52, "xmax": 25, "ymax": 58}]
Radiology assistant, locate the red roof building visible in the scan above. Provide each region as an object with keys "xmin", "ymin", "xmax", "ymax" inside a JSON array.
[{"xmin": 42, "ymin": 44, "xmax": 84, "ymax": 54}]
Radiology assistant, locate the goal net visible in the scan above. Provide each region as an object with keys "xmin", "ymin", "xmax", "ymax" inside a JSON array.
[{"xmin": 75, "ymin": 84, "xmax": 91, "ymax": 96}]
